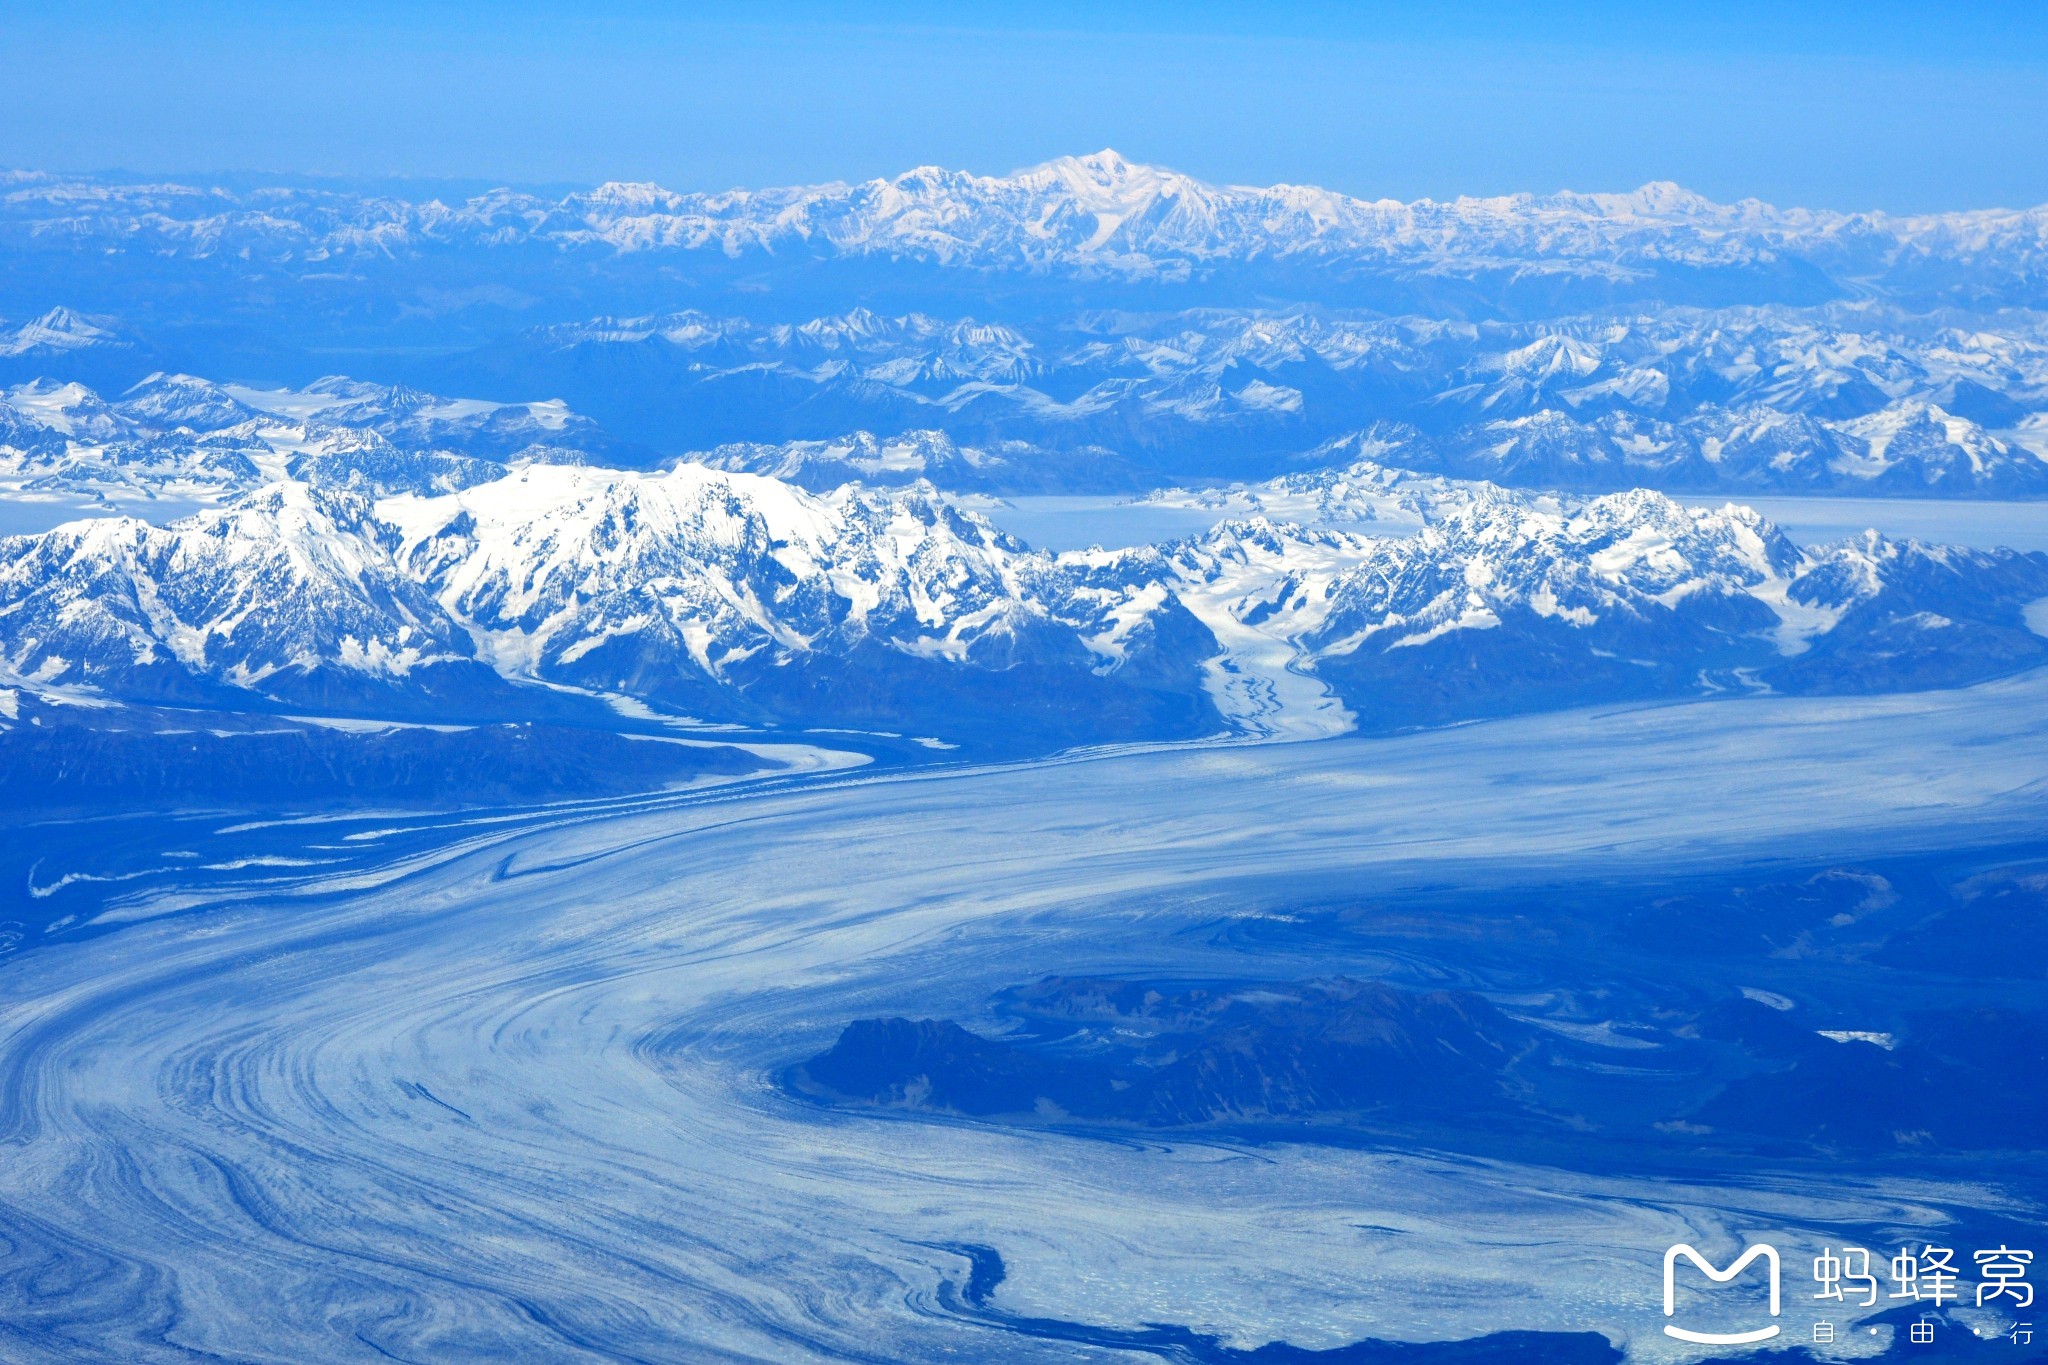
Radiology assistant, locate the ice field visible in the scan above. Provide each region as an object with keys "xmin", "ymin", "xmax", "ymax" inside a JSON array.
[{"xmin": 5, "ymin": 673, "xmax": 2048, "ymax": 1361}]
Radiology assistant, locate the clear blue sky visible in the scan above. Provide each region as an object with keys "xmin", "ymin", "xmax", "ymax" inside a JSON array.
[{"xmin": 6, "ymin": 0, "xmax": 2046, "ymax": 212}]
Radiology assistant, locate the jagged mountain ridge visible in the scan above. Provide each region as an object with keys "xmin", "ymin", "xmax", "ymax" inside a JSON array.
[
  {"xmin": 0, "ymin": 370, "xmax": 632, "ymax": 510},
  {"xmin": 6, "ymin": 330, "xmax": 2046, "ymax": 521},
  {"xmin": 4, "ymin": 454, "xmax": 2043, "ymax": 748},
  {"xmin": 690, "ymin": 429, "xmax": 1151, "ymax": 494},
  {"xmin": 1329, "ymin": 401, "xmax": 2048, "ymax": 496},
  {"xmin": 10, "ymin": 153, "xmax": 2048, "ymax": 380},
  {"xmin": 8, "ymin": 153, "xmax": 2048, "ymax": 288},
  {"xmin": 438, "ymin": 303, "xmax": 2048, "ymax": 490}
]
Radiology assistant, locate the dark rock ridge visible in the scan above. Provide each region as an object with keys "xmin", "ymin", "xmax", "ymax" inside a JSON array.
[
  {"xmin": 787, "ymin": 849, "xmax": 2048, "ymax": 1164},
  {"xmin": 797, "ymin": 977, "xmax": 1539, "ymax": 1125}
]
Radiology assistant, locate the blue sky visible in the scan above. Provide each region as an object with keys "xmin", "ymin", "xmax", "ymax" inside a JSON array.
[{"xmin": 6, "ymin": 1, "xmax": 2046, "ymax": 211}]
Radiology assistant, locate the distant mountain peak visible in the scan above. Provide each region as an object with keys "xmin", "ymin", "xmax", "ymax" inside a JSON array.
[
  {"xmin": 1030, "ymin": 148, "xmax": 1144, "ymax": 180},
  {"xmin": 9, "ymin": 159, "xmax": 2048, "ymax": 299},
  {"xmin": 1612, "ymin": 180, "xmax": 1724, "ymax": 215},
  {"xmin": 0, "ymin": 306, "xmax": 130, "ymax": 358}
]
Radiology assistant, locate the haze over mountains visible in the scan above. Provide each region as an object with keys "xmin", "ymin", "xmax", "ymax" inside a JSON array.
[
  {"xmin": 435, "ymin": 304, "xmax": 2048, "ymax": 489},
  {"xmin": 7, "ymin": 304, "xmax": 2048, "ymax": 495},
  {"xmin": 7, "ymin": 151, "xmax": 2048, "ymax": 487},
  {"xmin": 11, "ymin": 150, "xmax": 2048, "ymax": 304},
  {"xmin": 8, "ymin": 149, "xmax": 2048, "ymax": 379}
]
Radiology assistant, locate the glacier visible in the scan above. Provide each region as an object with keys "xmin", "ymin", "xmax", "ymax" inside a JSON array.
[
  {"xmin": 4, "ymin": 673, "xmax": 2047, "ymax": 1360},
  {"xmin": 6, "ymin": 441, "xmax": 2045, "ymax": 748},
  {"xmin": 8, "ymin": 148, "xmax": 2048, "ymax": 1365}
]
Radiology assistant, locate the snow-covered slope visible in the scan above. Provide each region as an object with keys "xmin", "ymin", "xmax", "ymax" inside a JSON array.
[
  {"xmin": 689, "ymin": 429, "xmax": 1146, "ymax": 494},
  {"xmin": 0, "ymin": 482, "xmax": 494, "ymax": 707},
  {"xmin": 7, "ymin": 309, "xmax": 2047, "ymax": 523},
  {"xmin": 1110, "ymin": 466, "xmax": 2048, "ymax": 730},
  {"xmin": 1395, "ymin": 398, "xmax": 2048, "ymax": 495},
  {"xmin": 434, "ymin": 303, "xmax": 2048, "ymax": 493},
  {"xmin": 4, "ymin": 454, "xmax": 2042, "ymax": 746},
  {"xmin": 11, "ymin": 157, "xmax": 2048, "ymax": 419},
  {"xmin": 0, "ymin": 307, "xmax": 129, "ymax": 361},
  {"xmin": 0, "ymin": 373, "xmax": 623, "ymax": 511},
  {"xmin": 10, "ymin": 302, "xmax": 2048, "ymax": 501},
  {"xmin": 0, "ymin": 307, "xmax": 164, "ymax": 391},
  {"xmin": 0, "ymin": 465, "xmax": 1219, "ymax": 745}
]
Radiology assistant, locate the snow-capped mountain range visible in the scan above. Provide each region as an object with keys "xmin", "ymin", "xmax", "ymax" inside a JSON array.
[
  {"xmin": 5, "ymin": 343, "xmax": 2046, "ymax": 548},
  {"xmin": 6, "ymin": 446, "xmax": 2043, "ymax": 749},
  {"xmin": 6, "ymin": 154, "xmax": 2048, "ymax": 756},
  {"xmin": 1325, "ymin": 401, "xmax": 2048, "ymax": 497},
  {"xmin": 9, "ymin": 151, "xmax": 2048, "ymax": 392},
  {"xmin": 9, "ymin": 152, "xmax": 2048, "ymax": 294},
  {"xmin": 0, "ymin": 370, "xmax": 627, "ymax": 510},
  {"xmin": 423, "ymin": 304, "xmax": 2048, "ymax": 492},
  {"xmin": 690, "ymin": 429, "xmax": 1149, "ymax": 494},
  {"xmin": 10, "ymin": 349, "xmax": 2046, "ymax": 533}
]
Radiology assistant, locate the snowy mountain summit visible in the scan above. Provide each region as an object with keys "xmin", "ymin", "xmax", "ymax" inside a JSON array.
[
  {"xmin": 8, "ymin": 155, "xmax": 2048, "ymax": 304},
  {"xmin": 5, "ymin": 157, "xmax": 2048, "ymax": 755},
  {"xmin": 4, "ymin": 448, "xmax": 2042, "ymax": 750}
]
